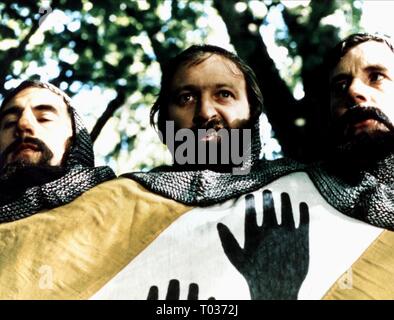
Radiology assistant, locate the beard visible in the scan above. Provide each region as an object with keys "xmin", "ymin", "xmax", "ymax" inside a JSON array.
[
  {"xmin": 0, "ymin": 137, "xmax": 71, "ymax": 197},
  {"xmin": 330, "ymin": 106, "xmax": 394, "ymax": 169},
  {"xmin": 0, "ymin": 136, "xmax": 54, "ymax": 170},
  {"xmin": 0, "ymin": 164, "xmax": 67, "ymax": 199},
  {"xmin": 171, "ymin": 115, "xmax": 252, "ymax": 172},
  {"xmin": 191, "ymin": 115, "xmax": 231, "ymax": 141}
]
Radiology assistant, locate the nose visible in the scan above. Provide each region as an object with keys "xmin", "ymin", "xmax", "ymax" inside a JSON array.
[
  {"xmin": 347, "ymin": 78, "xmax": 371, "ymax": 107},
  {"xmin": 193, "ymin": 95, "xmax": 218, "ymax": 124},
  {"xmin": 15, "ymin": 109, "xmax": 35, "ymax": 137}
]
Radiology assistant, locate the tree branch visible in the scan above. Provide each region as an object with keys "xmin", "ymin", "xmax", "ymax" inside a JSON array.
[
  {"xmin": 0, "ymin": 0, "xmax": 61, "ymax": 94},
  {"xmin": 0, "ymin": 20, "xmax": 40, "ymax": 93},
  {"xmin": 90, "ymin": 88, "xmax": 127, "ymax": 143},
  {"xmin": 281, "ymin": 2, "xmax": 340, "ymax": 161}
]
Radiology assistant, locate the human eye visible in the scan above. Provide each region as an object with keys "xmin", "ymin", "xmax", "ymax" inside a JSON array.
[
  {"xmin": 38, "ymin": 118, "xmax": 51, "ymax": 123},
  {"xmin": 38, "ymin": 114, "xmax": 54, "ymax": 122},
  {"xmin": 330, "ymin": 80, "xmax": 348, "ymax": 95},
  {"xmin": 175, "ymin": 92, "xmax": 195, "ymax": 106},
  {"xmin": 369, "ymin": 72, "xmax": 385, "ymax": 83},
  {"xmin": 1, "ymin": 116, "xmax": 17, "ymax": 129},
  {"xmin": 216, "ymin": 89, "xmax": 235, "ymax": 101},
  {"xmin": 36, "ymin": 111, "xmax": 57, "ymax": 123},
  {"xmin": 2, "ymin": 120, "xmax": 16, "ymax": 129},
  {"xmin": 219, "ymin": 90, "xmax": 232, "ymax": 98}
]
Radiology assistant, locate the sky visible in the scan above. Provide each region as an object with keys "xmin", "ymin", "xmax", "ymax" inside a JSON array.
[
  {"xmin": 2, "ymin": 1, "xmax": 394, "ymax": 174},
  {"xmin": 361, "ymin": 0, "xmax": 394, "ymax": 36}
]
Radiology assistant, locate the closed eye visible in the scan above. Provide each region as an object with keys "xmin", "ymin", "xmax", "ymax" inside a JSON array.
[
  {"xmin": 2, "ymin": 120, "xmax": 16, "ymax": 129},
  {"xmin": 35, "ymin": 111, "xmax": 58, "ymax": 123},
  {"xmin": 37, "ymin": 117, "xmax": 52, "ymax": 123}
]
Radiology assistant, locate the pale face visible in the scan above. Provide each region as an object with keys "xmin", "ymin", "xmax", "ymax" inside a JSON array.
[
  {"xmin": 330, "ymin": 41, "xmax": 394, "ymax": 139},
  {"xmin": 0, "ymin": 87, "xmax": 73, "ymax": 168},
  {"xmin": 167, "ymin": 54, "xmax": 250, "ymax": 141}
]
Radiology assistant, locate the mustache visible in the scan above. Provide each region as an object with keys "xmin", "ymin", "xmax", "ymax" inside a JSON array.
[
  {"xmin": 1, "ymin": 137, "xmax": 49, "ymax": 162},
  {"xmin": 336, "ymin": 105, "xmax": 394, "ymax": 133},
  {"xmin": 191, "ymin": 116, "xmax": 228, "ymax": 132}
]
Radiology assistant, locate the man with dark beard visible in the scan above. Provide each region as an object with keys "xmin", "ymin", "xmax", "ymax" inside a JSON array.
[
  {"xmin": 0, "ymin": 80, "xmax": 115, "ymax": 222},
  {"xmin": 0, "ymin": 80, "xmax": 128, "ymax": 299},
  {"xmin": 148, "ymin": 45, "xmax": 263, "ymax": 174},
  {"xmin": 307, "ymin": 33, "xmax": 394, "ymax": 230},
  {"xmin": 0, "ymin": 81, "xmax": 73, "ymax": 200},
  {"xmin": 328, "ymin": 34, "xmax": 394, "ymax": 163},
  {"xmin": 330, "ymin": 65, "xmax": 394, "ymax": 164},
  {"xmin": 128, "ymin": 45, "xmax": 304, "ymax": 194}
]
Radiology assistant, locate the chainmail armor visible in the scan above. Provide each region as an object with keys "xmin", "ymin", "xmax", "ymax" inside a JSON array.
[
  {"xmin": 126, "ymin": 158, "xmax": 305, "ymax": 206},
  {"xmin": 125, "ymin": 119, "xmax": 394, "ymax": 229},
  {"xmin": 0, "ymin": 103, "xmax": 115, "ymax": 223},
  {"xmin": 124, "ymin": 120, "xmax": 306, "ymax": 206},
  {"xmin": 307, "ymin": 155, "xmax": 394, "ymax": 230}
]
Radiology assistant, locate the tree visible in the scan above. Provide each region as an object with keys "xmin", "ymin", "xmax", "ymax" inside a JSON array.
[{"xmin": 0, "ymin": 0, "xmax": 363, "ymax": 171}]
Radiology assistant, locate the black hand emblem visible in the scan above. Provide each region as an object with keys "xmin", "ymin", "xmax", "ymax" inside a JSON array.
[
  {"xmin": 217, "ymin": 190, "xmax": 310, "ymax": 300},
  {"xmin": 147, "ymin": 279, "xmax": 215, "ymax": 300}
]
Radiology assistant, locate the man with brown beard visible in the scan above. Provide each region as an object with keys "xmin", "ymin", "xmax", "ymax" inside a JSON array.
[
  {"xmin": 0, "ymin": 79, "xmax": 115, "ymax": 221},
  {"xmin": 329, "ymin": 34, "xmax": 394, "ymax": 162},
  {"xmin": 128, "ymin": 45, "xmax": 304, "ymax": 192},
  {"xmin": 307, "ymin": 33, "xmax": 394, "ymax": 229},
  {"xmin": 148, "ymin": 45, "xmax": 264, "ymax": 174}
]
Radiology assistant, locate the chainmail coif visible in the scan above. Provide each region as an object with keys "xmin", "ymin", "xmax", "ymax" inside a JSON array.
[
  {"xmin": 307, "ymin": 154, "xmax": 394, "ymax": 230},
  {"xmin": 125, "ymin": 118, "xmax": 394, "ymax": 230},
  {"xmin": 0, "ymin": 101, "xmax": 115, "ymax": 223},
  {"xmin": 124, "ymin": 119, "xmax": 307, "ymax": 206}
]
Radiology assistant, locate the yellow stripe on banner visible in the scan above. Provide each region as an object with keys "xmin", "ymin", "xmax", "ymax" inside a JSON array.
[
  {"xmin": 323, "ymin": 230, "xmax": 394, "ymax": 300},
  {"xmin": 0, "ymin": 178, "xmax": 191, "ymax": 300}
]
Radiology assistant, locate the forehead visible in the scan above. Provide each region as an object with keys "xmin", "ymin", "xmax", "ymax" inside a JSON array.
[
  {"xmin": 331, "ymin": 41, "xmax": 394, "ymax": 78},
  {"xmin": 171, "ymin": 54, "xmax": 245, "ymax": 88},
  {"xmin": 2, "ymin": 87, "xmax": 68, "ymax": 113}
]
